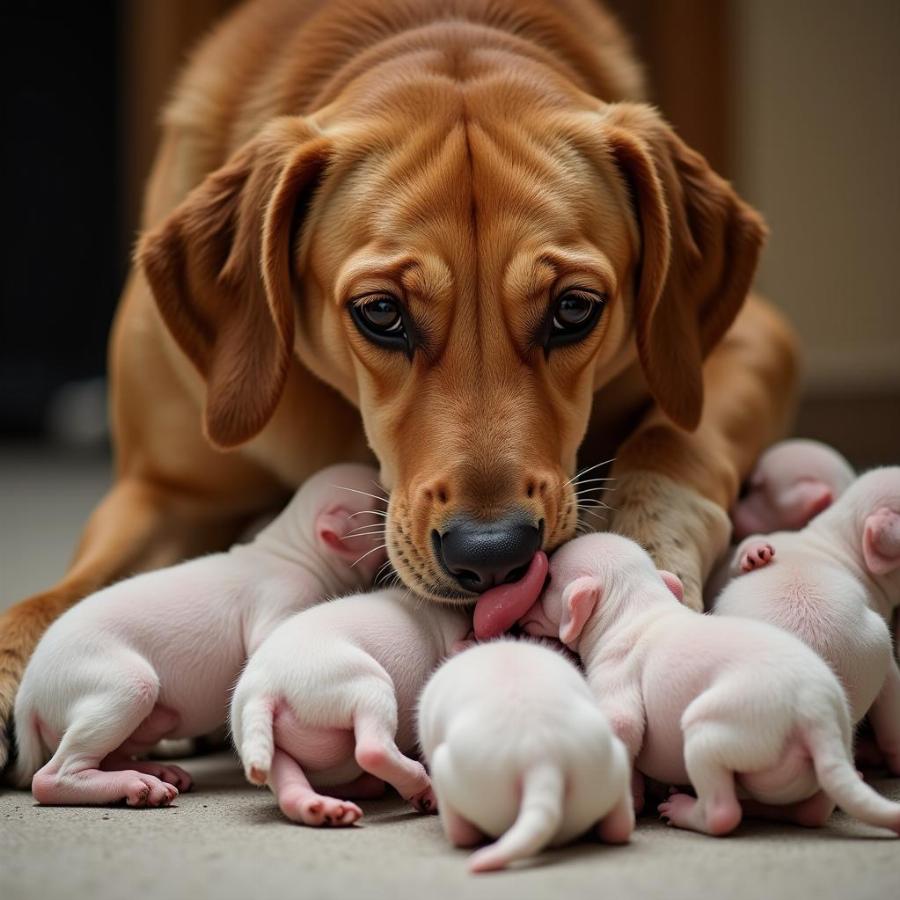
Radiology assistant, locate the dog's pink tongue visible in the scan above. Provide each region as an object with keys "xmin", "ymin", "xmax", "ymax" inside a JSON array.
[{"xmin": 473, "ymin": 551, "xmax": 548, "ymax": 640}]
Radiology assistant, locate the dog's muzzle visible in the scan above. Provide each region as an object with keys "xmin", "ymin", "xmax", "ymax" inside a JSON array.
[{"xmin": 432, "ymin": 511, "xmax": 543, "ymax": 593}]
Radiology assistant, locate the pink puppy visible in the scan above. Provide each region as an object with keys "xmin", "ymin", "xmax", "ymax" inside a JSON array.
[
  {"xmin": 715, "ymin": 468, "xmax": 900, "ymax": 770},
  {"xmin": 231, "ymin": 587, "xmax": 469, "ymax": 826},
  {"xmin": 731, "ymin": 439, "xmax": 856, "ymax": 540},
  {"xmin": 418, "ymin": 640, "xmax": 633, "ymax": 873},
  {"xmin": 521, "ymin": 532, "xmax": 900, "ymax": 837},
  {"xmin": 13, "ymin": 463, "xmax": 386, "ymax": 806}
]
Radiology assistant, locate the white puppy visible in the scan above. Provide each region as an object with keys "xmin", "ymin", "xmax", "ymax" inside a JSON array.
[
  {"xmin": 520, "ymin": 532, "xmax": 900, "ymax": 836},
  {"xmin": 418, "ymin": 640, "xmax": 633, "ymax": 872},
  {"xmin": 13, "ymin": 463, "xmax": 385, "ymax": 805},
  {"xmin": 705, "ymin": 440, "xmax": 856, "ymax": 606},
  {"xmin": 731, "ymin": 439, "xmax": 856, "ymax": 540},
  {"xmin": 231, "ymin": 587, "xmax": 469, "ymax": 827},
  {"xmin": 715, "ymin": 467, "xmax": 900, "ymax": 770}
]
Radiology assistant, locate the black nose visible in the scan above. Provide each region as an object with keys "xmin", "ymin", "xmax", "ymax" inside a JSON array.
[{"xmin": 433, "ymin": 513, "xmax": 543, "ymax": 593}]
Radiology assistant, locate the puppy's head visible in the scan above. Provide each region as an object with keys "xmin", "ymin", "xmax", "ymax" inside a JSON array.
[
  {"xmin": 835, "ymin": 467, "xmax": 900, "ymax": 578},
  {"xmin": 289, "ymin": 463, "xmax": 387, "ymax": 584},
  {"xmin": 139, "ymin": 62, "xmax": 764, "ymax": 605},
  {"xmin": 535, "ymin": 533, "xmax": 684, "ymax": 646}
]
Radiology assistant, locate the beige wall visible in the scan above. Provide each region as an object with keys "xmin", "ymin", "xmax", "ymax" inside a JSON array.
[{"xmin": 733, "ymin": 0, "xmax": 900, "ymax": 393}]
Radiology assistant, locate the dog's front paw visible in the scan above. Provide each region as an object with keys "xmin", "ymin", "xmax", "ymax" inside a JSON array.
[
  {"xmin": 609, "ymin": 473, "xmax": 733, "ymax": 612},
  {"xmin": 0, "ymin": 611, "xmax": 30, "ymax": 771}
]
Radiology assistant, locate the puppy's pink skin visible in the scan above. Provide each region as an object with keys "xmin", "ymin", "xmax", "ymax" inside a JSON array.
[
  {"xmin": 14, "ymin": 464, "xmax": 388, "ymax": 804},
  {"xmin": 731, "ymin": 439, "xmax": 855, "ymax": 540},
  {"xmin": 231, "ymin": 588, "xmax": 469, "ymax": 825},
  {"xmin": 520, "ymin": 532, "xmax": 900, "ymax": 837},
  {"xmin": 715, "ymin": 468, "xmax": 900, "ymax": 771},
  {"xmin": 418, "ymin": 640, "xmax": 633, "ymax": 872}
]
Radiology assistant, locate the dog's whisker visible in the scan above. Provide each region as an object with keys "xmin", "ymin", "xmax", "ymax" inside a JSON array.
[
  {"xmin": 368, "ymin": 479, "xmax": 390, "ymax": 500},
  {"xmin": 578, "ymin": 505, "xmax": 604, "ymax": 517},
  {"xmin": 373, "ymin": 559, "xmax": 395, "ymax": 585},
  {"xmin": 333, "ymin": 485, "xmax": 390, "ymax": 505},
  {"xmin": 351, "ymin": 543, "xmax": 387, "ymax": 568},
  {"xmin": 344, "ymin": 524, "xmax": 387, "ymax": 536},
  {"xmin": 565, "ymin": 457, "xmax": 616, "ymax": 487},
  {"xmin": 347, "ymin": 509, "xmax": 388, "ymax": 519}
]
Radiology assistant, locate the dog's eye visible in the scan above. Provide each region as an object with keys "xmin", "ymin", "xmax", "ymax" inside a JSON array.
[
  {"xmin": 349, "ymin": 294, "xmax": 412, "ymax": 355},
  {"xmin": 548, "ymin": 289, "xmax": 605, "ymax": 348},
  {"xmin": 359, "ymin": 297, "xmax": 403, "ymax": 332}
]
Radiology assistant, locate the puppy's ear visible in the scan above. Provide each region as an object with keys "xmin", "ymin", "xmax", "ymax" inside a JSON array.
[
  {"xmin": 863, "ymin": 508, "xmax": 900, "ymax": 576},
  {"xmin": 657, "ymin": 569, "xmax": 684, "ymax": 603},
  {"xmin": 315, "ymin": 508, "xmax": 381, "ymax": 560},
  {"xmin": 559, "ymin": 576, "xmax": 602, "ymax": 645},
  {"xmin": 139, "ymin": 117, "xmax": 330, "ymax": 449},
  {"xmin": 601, "ymin": 103, "xmax": 767, "ymax": 430}
]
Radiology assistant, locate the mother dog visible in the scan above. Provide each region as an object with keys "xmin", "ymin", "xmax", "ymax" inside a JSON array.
[{"xmin": 0, "ymin": 0, "xmax": 796, "ymax": 764}]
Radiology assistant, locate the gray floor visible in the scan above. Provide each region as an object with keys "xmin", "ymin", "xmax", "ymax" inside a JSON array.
[{"xmin": 2, "ymin": 443, "xmax": 899, "ymax": 900}]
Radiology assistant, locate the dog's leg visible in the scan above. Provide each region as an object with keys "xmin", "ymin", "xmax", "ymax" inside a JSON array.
[
  {"xmin": 608, "ymin": 297, "xmax": 798, "ymax": 610},
  {"xmin": 658, "ymin": 730, "xmax": 743, "ymax": 836},
  {"xmin": 0, "ymin": 475, "xmax": 270, "ymax": 769},
  {"xmin": 100, "ymin": 756, "xmax": 193, "ymax": 794},
  {"xmin": 30, "ymin": 666, "xmax": 179, "ymax": 807},
  {"xmin": 269, "ymin": 749, "xmax": 362, "ymax": 827},
  {"xmin": 353, "ymin": 695, "xmax": 433, "ymax": 811}
]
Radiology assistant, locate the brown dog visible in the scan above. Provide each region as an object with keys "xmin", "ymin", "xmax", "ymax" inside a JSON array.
[{"xmin": 0, "ymin": 0, "xmax": 797, "ymax": 765}]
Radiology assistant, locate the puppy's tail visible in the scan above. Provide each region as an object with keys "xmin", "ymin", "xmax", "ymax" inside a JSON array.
[
  {"xmin": 468, "ymin": 762, "xmax": 564, "ymax": 873},
  {"xmin": 803, "ymin": 702, "xmax": 900, "ymax": 835},
  {"xmin": 236, "ymin": 695, "xmax": 276, "ymax": 787}
]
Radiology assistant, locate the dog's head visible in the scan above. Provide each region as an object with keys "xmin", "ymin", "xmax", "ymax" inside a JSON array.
[{"xmin": 140, "ymin": 63, "xmax": 765, "ymax": 607}]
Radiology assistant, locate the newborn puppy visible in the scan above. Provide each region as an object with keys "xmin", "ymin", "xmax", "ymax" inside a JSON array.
[
  {"xmin": 732, "ymin": 439, "xmax": 855, "ymax": 540},
  {"xmin": 231, "ymin": 587, "xmax": 468, "ymax": 827},
  {"xmin": 704, "ymin": 440, "xmax": 855, "ymax": 606},
  {"xmin": 521, "ymin": 532, "xmax": 900, "ymax": 836},
  {"xmin": 418, "ymin": 640, "xmax": 633, "ymax": 873},
  {"xmin": 715, "ymin": 468, "xmax": 900, "ymax": 770},
  {"xmin": 13, "ymin": 464, "xmax": 386, "ymax": 805}
]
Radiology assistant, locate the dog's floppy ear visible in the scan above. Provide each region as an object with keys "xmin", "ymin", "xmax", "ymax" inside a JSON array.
[
  {"xmin": 601, "ymin": 104, "xmax": 767, "ymax": 430},
  {"xmin": 138, "ymin": 117, "xmax": 330, "ymax": 449},
  {"xmin": 559, "ymin": 576, "xmax": 602, "ymax": 645}
]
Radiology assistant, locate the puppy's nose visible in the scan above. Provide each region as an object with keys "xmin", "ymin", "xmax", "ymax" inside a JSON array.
[{"xmin": 433, "ymin": 513, "xmax": 543, "ymax": 593}]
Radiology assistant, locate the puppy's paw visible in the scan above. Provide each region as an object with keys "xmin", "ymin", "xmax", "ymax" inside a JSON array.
[
  {"xmin": 125, "ymin": 774, "xmax": 179, "ymax": 807},
  {"xmin": 409, "ymin": 784, "xmax": 437, "ymax": 814},
  {"xmin": 740, "ymin": 542, "xmax": 775, "ymax": 572},
  {"xmin": 280, "ymin": 791, "xmax": 362, "ymax": 827}
]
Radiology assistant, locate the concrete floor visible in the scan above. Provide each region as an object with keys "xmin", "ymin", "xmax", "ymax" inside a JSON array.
[{"xmin": 2, "ymin": 443, "xmax": 899, "ymax": 900}]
